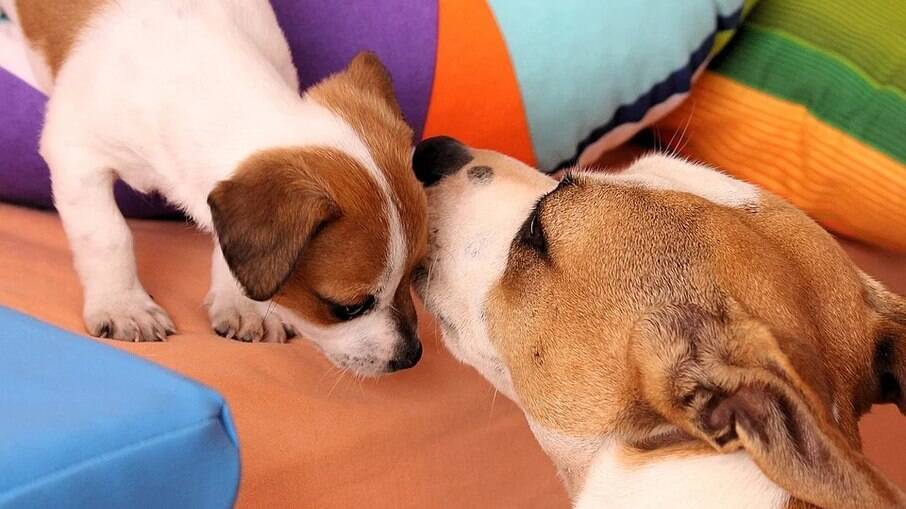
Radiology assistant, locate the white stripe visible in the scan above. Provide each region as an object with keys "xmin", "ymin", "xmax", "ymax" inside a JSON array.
[{"xmin": 301, "ymin": 98, "xmax": 406, "ymax": 302}]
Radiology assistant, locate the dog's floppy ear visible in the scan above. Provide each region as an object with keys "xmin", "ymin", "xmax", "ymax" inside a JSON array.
[
  {"xmin": 208, "ymin": 153, "xmax": 339, "ymax": 301},
  {"xmin": 629, "ymin": 303, "xmax": 906, "ymax": 509},
  {"xmin": 343, "ymin": 51, "xmax": 402, "ymax": 117}
]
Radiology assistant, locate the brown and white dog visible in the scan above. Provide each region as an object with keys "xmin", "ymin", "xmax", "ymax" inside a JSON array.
[
  {"xmin": 412, "ymin": 137, "xmax": 906, "ymax": 508},
  {"xmin": 2, "ymin": 0, "xmax": 426, "ymax": 375}
]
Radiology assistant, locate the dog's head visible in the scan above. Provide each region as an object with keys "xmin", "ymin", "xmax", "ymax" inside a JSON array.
[
  {"xmin": 208, "ymin": 53, "xmax": 426, "ymax": 376},
  {"xmin": 413, "ymin": 136, "xmax": 906, "ymax": 508}
]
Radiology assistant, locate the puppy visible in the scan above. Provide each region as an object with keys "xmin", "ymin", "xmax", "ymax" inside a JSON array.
[
  {"xmin": 3, "ymin": 0, "xmax": 426, "ymax": 375},
  {"xmin": 413, "ymin": 137, "xmax": 906, "ymax": 508}
]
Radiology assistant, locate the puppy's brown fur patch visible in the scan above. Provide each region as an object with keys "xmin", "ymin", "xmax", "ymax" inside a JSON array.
[
  {"xmin": 15, "ymin": 0, "xmax": 111, "ymax": 75},
  {"xmin": 209, "ymin": 147, "xmax": 389, "ymax": 324}
]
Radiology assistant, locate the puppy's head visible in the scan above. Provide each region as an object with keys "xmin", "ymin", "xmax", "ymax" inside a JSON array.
[
  {"xmin": 413, "ymin": 137, "xmax": 906, "ymax": 508},
  {"xmin": 208, "ymin": 53, "xmax": 427, "ymax": 377}
]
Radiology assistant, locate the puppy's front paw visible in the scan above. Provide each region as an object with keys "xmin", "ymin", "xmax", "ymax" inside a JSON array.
[
  {"xmin": 84, "ymin": 291, "xmax": 175, "ymax": 342},
  {"xmin": 206, "ymin": 294, "xmax": 295, "ymax": 343}
]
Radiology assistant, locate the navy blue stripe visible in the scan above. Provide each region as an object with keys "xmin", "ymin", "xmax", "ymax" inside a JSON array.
[
  {"xmin": 716, "ymin": 7, "xmax": 743, "ymax": 31},
  {"xmin": 551, "ymin": 6, "xmax": 744, "ymax": 172}
]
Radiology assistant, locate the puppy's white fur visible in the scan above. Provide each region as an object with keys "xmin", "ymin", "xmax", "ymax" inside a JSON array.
[
  {"xmin": 421, "ymin": 152, "xmax": 790, "ymax": 507},
  {"xmin": 576, "ymin": 445, "xmax": 787, "ymax": 509},
  {"xmin": 9, "ymin": 0, "xmax": 410, "ymax": 369}
]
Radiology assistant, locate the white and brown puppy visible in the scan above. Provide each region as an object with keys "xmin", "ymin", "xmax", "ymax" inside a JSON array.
[
  {"xmin": 3, "ymin": 0, "xmax": 426, "ymax": 375},
  {"xmin": 413, "ymin": 137, "xmax": 906, "ymax": 508}
]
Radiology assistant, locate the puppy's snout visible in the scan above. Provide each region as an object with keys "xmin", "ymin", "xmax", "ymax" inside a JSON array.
[
  {"xmin": 387, "ymin": 335, "xmax": 422, "ymax": 372},
  {"xmin": 413, "ymin": 136, "xmax": 471, "ymax": 187}
]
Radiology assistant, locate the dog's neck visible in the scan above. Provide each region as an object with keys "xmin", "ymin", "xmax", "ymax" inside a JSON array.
[
  {"xmin": 523, "ymin": 419, "xmax": 790, "ymax": 508},
  {"xmin": 574, "ymin": 442, "xmax": 789, "ymax": 509},
  {"xmin": 525, "ymin": 419, "xmax": 603, "ymax": 494}
]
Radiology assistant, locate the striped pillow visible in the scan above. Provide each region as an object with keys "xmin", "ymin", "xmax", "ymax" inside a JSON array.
[{"xmin": 655, "ymin": 0, "xmax": 906, "ymax": 252}]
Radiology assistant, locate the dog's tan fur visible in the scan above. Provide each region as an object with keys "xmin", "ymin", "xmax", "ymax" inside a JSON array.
[
  {"xmin": 14, "ymin": 0, "xmax": 110, "ymax": 75},
  {"xmin": 486, "ymin": 173, "xmax": 906, "ymax": 508},
  {"xmin": 415, "ymin": 140, "xmax": 905, "ymax": 508}
]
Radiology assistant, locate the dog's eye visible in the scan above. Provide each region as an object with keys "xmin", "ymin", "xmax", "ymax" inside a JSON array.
[
  {"xmin": 329, "ymin": 295, "xmax": 376, "ymax": 321},
  {"xmin": 516, "ymin": 206, "xmax": 547, "ymax": 255}
]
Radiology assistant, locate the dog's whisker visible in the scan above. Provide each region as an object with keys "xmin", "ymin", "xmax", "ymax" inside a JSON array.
[
  {"xmin": 317, "ymin": 364, "xmax": 341, "ymax": 386},
  {"xmin": 354, "ymin": 374, "xmax": 367, "ymax": 398},
  {"xmin": 487, "ymin": 386, "xmax": 499, "ymax": 425},
  {"xmin": 675, "ymin": 102, "xmax": 696, "ymax": 158},
  {"xmin": 665, "ymin": 118, "xmax": 682, "ymax": 157},
  {"xmin": 423, "ymin": 250, "xmax": 445, "ymax": 297},
  {"xmin": 326, "ymin": 367, "xmax": 350, "ymax": 400},
  {"xmin": 670, "ymin": 101, "xmax": 696, "ymax": 159}
]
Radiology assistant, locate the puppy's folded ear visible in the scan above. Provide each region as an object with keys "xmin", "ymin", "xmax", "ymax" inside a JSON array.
[
  {"xmin": 630, "ymin": 303, "xmax": 906, "ymax": 509},
  {"xmin": 208, "ymin": 152, "xmax": 339, "ymax": 301},
  {"xmin": 343, "ymin": 51, "xmax": 403, "ymax": 118}
]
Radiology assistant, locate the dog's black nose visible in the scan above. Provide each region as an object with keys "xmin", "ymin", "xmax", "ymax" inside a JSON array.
[
  {"xmin": 412, "ymin": 136, "xmax": 472, "ymax": 187},
  {"xmin": 387, "ymin": 337, "xmax": 422, "ymax": 372}
]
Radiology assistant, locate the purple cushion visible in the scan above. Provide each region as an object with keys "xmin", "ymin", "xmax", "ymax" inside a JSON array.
[{"xmin": 0, "ymin": 0, "xmax": 436, "ymax": 218}]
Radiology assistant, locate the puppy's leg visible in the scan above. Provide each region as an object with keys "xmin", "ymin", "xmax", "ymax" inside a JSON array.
[
  {"xmin": 46, "ymin": 147, "xmax": 175, "ymax": 341},
  {"xmin": 205, "ymin": 245, "xmax": 294, "ymax": 343}
]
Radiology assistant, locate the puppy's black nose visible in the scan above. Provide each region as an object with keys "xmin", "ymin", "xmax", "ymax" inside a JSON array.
[
  {"xmin": 412, "ymin": 136, "xmax": 472, "ymax": 187},
  {"xmin": 387, "ymin": 337, "xmax": 422, "ymax": 372}
]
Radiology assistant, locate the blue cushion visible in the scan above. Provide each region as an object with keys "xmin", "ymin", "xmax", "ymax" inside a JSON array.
[{"xmin": 0, "ymin": 307, "xmax": 240, "ymax": 508}]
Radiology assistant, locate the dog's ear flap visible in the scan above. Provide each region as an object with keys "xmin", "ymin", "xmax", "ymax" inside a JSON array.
[
  {"xmin": 208, "ymin": 154, "xmax": 339, "ymax": 301},
  {"xmin": 343, "ymin": 51, "xmax": 402, "ymax": 118},
  {"xmin": 630, "ymin": 304, "xmax": 906, "ymax": 509}
]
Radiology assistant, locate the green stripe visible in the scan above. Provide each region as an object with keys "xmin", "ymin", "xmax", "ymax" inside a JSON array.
[
  {"xmin": 746, "ymin": 0, "xmax": 906, "ymax": 91},
  {"xmin": 713, "ymin": 26, "xmax": 906, "ymax": 162}
]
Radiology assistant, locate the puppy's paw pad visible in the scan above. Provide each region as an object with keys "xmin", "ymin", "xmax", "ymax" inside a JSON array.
[
  {"xmin": 207, "ymin": 298, "xmax": 290, "ymax": 343},
  {"xmin": 85, "ymin": 296, "xmax": 175, "ymax": 342}
]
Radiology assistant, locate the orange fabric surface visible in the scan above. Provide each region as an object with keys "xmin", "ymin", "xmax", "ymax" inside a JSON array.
[
  {"xmin": 656, "ymin": 72, "xmax": 906, "ymax": 253},
  {"xmin": 1, "ymin": 201, "xmax": 903, "ymax": 505},
  {"xmin": 0, "ymin": 204, "xmax": 567, "ymax": 508},
  {"xmin": 421, "ymin": 0, "xmax": 536, "ymax": 166}
]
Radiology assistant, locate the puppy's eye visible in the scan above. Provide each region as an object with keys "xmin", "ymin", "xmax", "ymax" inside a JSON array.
[
  {"xmin": 517, "ymin": 205, "xmax": 547, "ymax": 255},
  {"xmin": 329, "ymin": 295, "xmax": 376, "ymax": 321}
]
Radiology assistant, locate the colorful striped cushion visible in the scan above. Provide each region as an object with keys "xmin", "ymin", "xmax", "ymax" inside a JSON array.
[
  {"xmin": 0, "ymin": 1, "xmax": 749, "ymax": 217},
  {"xmin": 655, "ymin": 0, "xmax": 906, "ymax": 252}
]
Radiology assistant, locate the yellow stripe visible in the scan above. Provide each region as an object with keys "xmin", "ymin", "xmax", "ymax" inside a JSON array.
[{"xmin": 657, "ymin": 72, "xmax": 906, "ymax": 252}]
